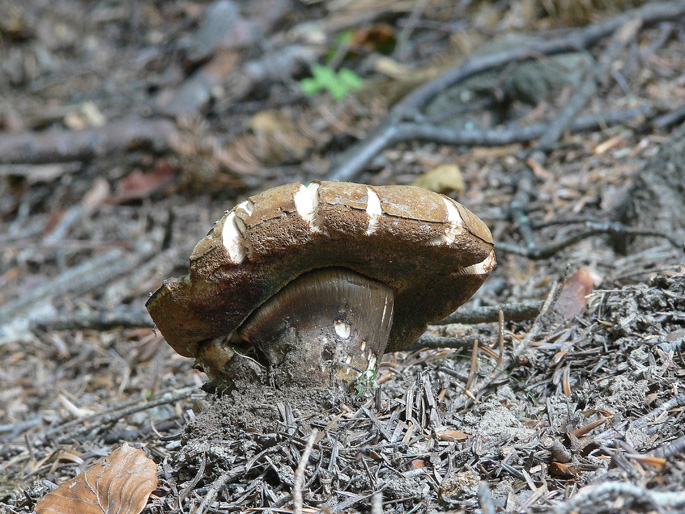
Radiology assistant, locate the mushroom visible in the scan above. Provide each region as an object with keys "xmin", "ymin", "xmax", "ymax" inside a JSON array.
[{"xmin": 146, "ymin": 181, "xmax": 496, "ymax": 389}]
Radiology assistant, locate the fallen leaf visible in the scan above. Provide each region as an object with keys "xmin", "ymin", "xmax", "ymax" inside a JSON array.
[
  {"xmin": 349, "ymin": 23, "xmax": 395, "ymax": 53},
  {"xmin": 557, "ymin": 267, "xmax": 601, "ymax": 320},
  {"xmin": 35, "ymin": 443, "xmax": 158, "ymax": 514},
  {"xmin": 110, "ymin": 160, "xmax": 176, "ymax": 203},
  {"xmin": 412, "ymin": 164, "xmax": 465, "ymax": 197},
  {"xmin": 549, "ymin": 461, "xmax": 578, "ymax": 478},
  {"xmin": 436, "ymin": 429, "xmax": 469, "ymax": 442}
]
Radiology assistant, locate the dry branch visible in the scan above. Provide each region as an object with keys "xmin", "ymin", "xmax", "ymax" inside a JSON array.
[
  {"xmin": 554, "ymin": 482, "xmax": 685, "ymax": 514},
  {"xmin": 0, "ymin": 118, "xmax": 177, "ymax": 164},
  {"xmin": 0, "ymin": 243, "xmax": 156, "ymax": 343},
  {"xmin": 437, "ymin": 301, "xmax": 542, "ymax": 325},
  {"xmin": 49, "ymin": 386, "xmax": 195, "ymax": 443}
]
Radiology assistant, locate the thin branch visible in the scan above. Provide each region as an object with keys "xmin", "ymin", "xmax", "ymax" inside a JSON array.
[
  {"xmin": 554, "ymin": 482, "xmax": 685, "ymax": 514},
  {"xmin": 388, "ymin": 105, "xmax": 653, "ymax": 148},
  {"xmin": 51, "ymin": 386, "xmax": 196, "ymax": 443},
  {"xmin": 0, "ymin": 118, "xmax": 176, "ymax": 164},
  {"xmin": 437, "ymin": 301, "xmax": 542, "ymax": 325},
  {"xmin": 496, "ymin": 222, "xmax": 681, "ymax": 259},
  {"xmin": 177, "ymin": 451, "xmax": 207, "ymax": 509},
  {"xmin": 652, "ymin": 103, "xmax": 685, "ymax": 129},
  {"xmin": 449, "ymin": 272, "xmax": 568, "ymax": 410},
  {"xmin": 31, "ymin": 309, "xmax": 154, "ymax": 332},
  {"xmin": 195, "ymin": 465, "xmax": 248, "ymax": 514},
  {"xmin": 293, "ymin": 429, "xmax": 318, "ymax": 514},
  {"xmin": 406, "ymin": 334, "xmax": 480, "ymax": 352},
  {"xmin": 537, "ymin": 17, "xmax": 642, "ymax": 152}
]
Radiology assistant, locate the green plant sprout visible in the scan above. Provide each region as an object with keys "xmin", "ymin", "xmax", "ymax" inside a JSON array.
[
  {"xmin": 300, "ymin": 63, "xmax": 363, "ymax": 101},
  {"xmin": 355, "ymin": 368, "xmax": 377, "ymax": 398}
]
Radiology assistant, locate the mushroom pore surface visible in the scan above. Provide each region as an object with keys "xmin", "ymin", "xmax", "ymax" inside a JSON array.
[
  {"xmin": 236, "ymin": 267, "xmax": 394, "ymax": 387},
  {"xmin": 146, "ymin": 181, "xmax": 496, "ymax": 383}
]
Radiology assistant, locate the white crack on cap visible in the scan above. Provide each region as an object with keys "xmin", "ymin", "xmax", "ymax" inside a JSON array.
[
  {"xmin": 458, "ymin": 249, "xmax": 497, "ymax": 276},
  {"xmin": 294, "ymin": 182, "xmax": 320, "ymax": 232},
  {"xmin": 365, "ymin": 187, "xmax": 382, "ymax": 235},
  {"xmin": 221, "ymin": 212, "xmax": 248, "ymax": 264},
  {"xmin": 432, "ymin": 196, "xmax": 464, "ymax": 245},
  {"xmin": 236, "ymin": 199, "xmax": 255, "ymax": 216}
]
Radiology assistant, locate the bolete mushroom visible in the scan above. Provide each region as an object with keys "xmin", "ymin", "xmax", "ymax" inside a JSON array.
[{"xmin": 146, "ymin": 181, "xmax": 496, "ymax": 390}]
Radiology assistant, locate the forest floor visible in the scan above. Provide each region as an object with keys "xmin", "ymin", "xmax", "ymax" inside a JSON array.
[{"xmin": 1, "ymin": 1, "xmax": 684, "ymax": 513}]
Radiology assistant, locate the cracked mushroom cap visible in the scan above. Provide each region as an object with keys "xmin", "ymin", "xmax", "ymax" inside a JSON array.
[{"xmin": 146, "ymin": 181, "xmax": 496, "ymax": 358}]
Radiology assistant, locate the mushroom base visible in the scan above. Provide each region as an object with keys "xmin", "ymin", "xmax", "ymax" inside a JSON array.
[
  {"xmin": 201, "ymin": 268, "xmax": 395, "ymax": 391},
  {"xmin": 242, "ymin": 268, "xmax": 395, "ymax": 389}
]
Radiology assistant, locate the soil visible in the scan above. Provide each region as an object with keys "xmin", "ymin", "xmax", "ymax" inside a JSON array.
[
  {"xmin": 1, "ymin": 1, "xmax": 685, "ymax": 514},
  {"xmin": 186, "ymin": 384, "xmax": 340, "ymax": 439}
]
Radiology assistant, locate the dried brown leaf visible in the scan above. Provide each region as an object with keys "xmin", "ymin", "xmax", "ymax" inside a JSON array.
[
  {"xmin": 35, "ymin": 443, "xmax": 158, "ymax": 514},
  {"xmin": 110, "ymin": 160, "xmax": 176, "ymax": 203},
  {"xmin": 436, "ymin": 429, "xmax": 469, "ymax": 442},
  {"xmin": 557, "ymin": 267, "xmax": 601, "ymax": 320},
  {"xmin": 411, "ymin": 164, "xmax": 465, "ymax": 197},
  {"xmin": 549, "ymin": 461, "xmax": 579, "ymax": 478}
]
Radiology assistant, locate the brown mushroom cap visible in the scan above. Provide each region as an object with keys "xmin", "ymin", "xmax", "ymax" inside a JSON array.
[{"xmin": 146, "ymin": 181, "xmax": 496, "ymax": 358}]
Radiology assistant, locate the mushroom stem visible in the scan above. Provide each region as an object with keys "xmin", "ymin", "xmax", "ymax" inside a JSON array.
[{"xmin": 237, "ymin": 268, "xmax": 395, "ymax": 389}]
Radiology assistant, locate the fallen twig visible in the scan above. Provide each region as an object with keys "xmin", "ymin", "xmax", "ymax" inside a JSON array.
[
  {"xmin": 160, "ymin": 0, "xmax": 292, "ymax": 116},
  {"xmin": 329, "ymin": 104, "xmax": 654, "ymax": 182},
  {"xmin": 478, "ymin": 482, "xmax": 496, "ymax": 514},
  {"xmin": 371, "ymin": 491, "xmax": 384, "ymax": 514},
  {"xmin": 652, "ymin": 433, "xmax": 685, "ymax": 459},
  {"xmin": 554, "ymin": 481, "xmax": 685, "ymax": 514},
  {"xmin": 30, "ymin": 309, "xmax": 154, "ymax": 332},
  {"xmin": 0, "ymin": 118, "xmax": 177, "ymax": 164},
  {"xmin": 594, "ymin": 392, "xmax": 685, "ymax": 444},
  {"xmin": 512, "ymin": 269, "xmax": 568, "ymax": 361},
  {"xmin": 406, "ymin": 334, "xmax": 480, "ymax": 353},
  {"xmin": 496, "ymin": 222, "xmax": 681, "ymax": 259},
  {"xmin": 437, "ymin": 301, "xmax": 542, "ymax": 325},
  {"xmin": 0, "ymin": 243, "xmax": 156, "ymax": 344},
  {"xmin": 195, "ymin": 465, "xmax": 248, "ymax": 514},
  {"xmin": 177, "ymin": 452, "xmax": 207, "ymax": 510},
  {"xmin": 538, "ymin": 17, "xmax": 642, "ymax": 152},
  {"xmin": 449, "ymin": 271, "xmax": 567, "ymax": 410},
  {"xmin": 50, "ymin": 386, "xmax": 196, "ymax": 443},
  {"xmin": 1, "ymin": 249, "xmax": 122, "ymax": 322},
  {"xmin": 293, "ymin": 429, "xmax": 318, "ymax": 514},
  {"xmin": 652, "ymin": 103, "xmax": 685, "ymax": 129}
]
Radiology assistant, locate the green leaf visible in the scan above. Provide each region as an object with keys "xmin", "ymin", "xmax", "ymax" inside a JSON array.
[
  {"xmin": 299, "ymin": 64, "xmax": 364, "ymax": 101},
  {"xmin": 328, "ymin": 80, "xmax": 347, "ymax": 101},
  {"xmin": 311, "ymin": 63, "xmax": 336, "ymax": 84},
  {"xmin": 300, "ymin": 77, "xmax": 321, "ymax": 96},
  {"xmin": 338, "ymin": 68, "xmax": 363, "ymax": 90}
]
